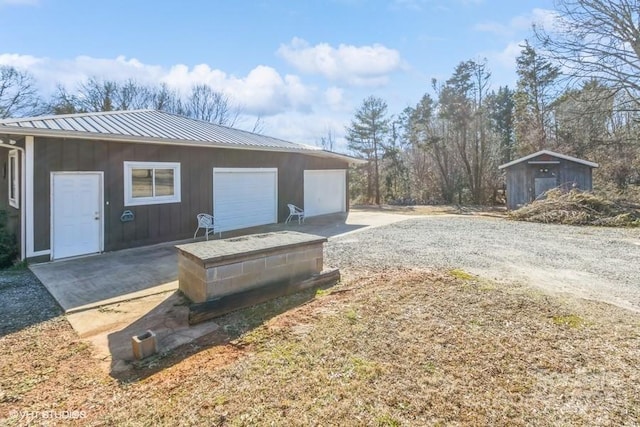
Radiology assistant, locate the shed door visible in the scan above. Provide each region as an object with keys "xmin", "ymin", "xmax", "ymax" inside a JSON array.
[
  {"xmin": 213, "ymin": 168, "xmax": 278, "ymax": 232},
  {"xmin": 304, "ymin": 170, "xmax": 346, "ymax": 217},
  {"xmin": 534, "ymin": 177, "xmax": 557, "ymax": 198},
  {"xmin": 51, "ymin": 172, "xmax": 103, "ymax": 260}
]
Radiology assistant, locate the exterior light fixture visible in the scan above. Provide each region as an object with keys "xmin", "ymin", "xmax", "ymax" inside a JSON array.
[{"xmin": 9, "ymin": 139, "xmax": 16, "ymax": 145}]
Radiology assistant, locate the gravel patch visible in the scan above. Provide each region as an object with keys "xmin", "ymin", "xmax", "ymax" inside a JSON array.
[
  {"xmin": 0, "ymin": 269, "xmax": 62, "ymax": 336},
  {"xmin": 326, "ymin": 215, "xmax": 640, "ymax": 312}
]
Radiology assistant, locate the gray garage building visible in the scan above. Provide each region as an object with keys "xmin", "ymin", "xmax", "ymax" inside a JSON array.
[
  {"xmin": 499, "ymin": 150, "xmax": 599, "ymax": 210},
  {"xmin": 0, "ymin": 110, "xmax": 359, "ymax": 262}
]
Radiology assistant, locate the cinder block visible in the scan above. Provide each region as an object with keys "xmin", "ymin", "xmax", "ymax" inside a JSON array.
[
  {"xmin": 243, "ymin": 257, "xmax": 266, "ymax": 274},
  {"xmin": 265, "ymin": 253, "xmax": 287, "ymax": 268},
  {"xmin": 215, "ymin": 262, "xmax": 243, "ymax": 279},
  {"xmin": 132, "ymin": 330, "xmax": 157, "ymax": 360},
  {"xmin": 206, "ymin": 278, "xmax": 234, "ymax": 298},
  {"xmin": 231, "ymin": 273, "xmax": 261, "ymax": 292}
]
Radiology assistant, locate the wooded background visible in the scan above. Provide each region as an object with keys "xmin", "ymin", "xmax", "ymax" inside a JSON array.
[{"xmin": 2, "ymin": 0, "xmax": 638, "ymax": 206}]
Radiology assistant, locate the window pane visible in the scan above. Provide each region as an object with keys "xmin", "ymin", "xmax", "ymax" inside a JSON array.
[
  {"xmin": 154, "ymin": 168, "xmax": 174, "ymax": 196},
  {"xmin": 131, "ymin": 168, "xmax": 153, "ymax": 198}
]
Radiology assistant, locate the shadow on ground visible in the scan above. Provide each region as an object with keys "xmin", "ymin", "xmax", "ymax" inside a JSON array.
[
  {"xmin": 0, "ymin": 269, "xmax": 62, "ymax": 337},
  {"xmin": 108, "ymin": 285, "xmax": 322, "ymax": 382}
]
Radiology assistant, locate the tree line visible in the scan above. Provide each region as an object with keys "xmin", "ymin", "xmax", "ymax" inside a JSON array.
[
  {"xmin": 2, "ymin": 0, "xmax": 638, "ymax": 205},
  {"xmin": 347, "ymin": 0, "xmax": 640, "ymax": 204},
  {"xmin": 0, "ymin": 70, "xmax": 260, "ymax": 129}
]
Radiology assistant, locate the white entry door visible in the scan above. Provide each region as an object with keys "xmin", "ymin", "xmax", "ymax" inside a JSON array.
[
  {"xmin": 51, "ymin": 172, "xmax": 103, "ymax": 260},
  {"xmin": 213, "ymin": 168, "xmax": 278, "ymax": 232},
  {"xmin": 304, "ymin": 169, "xmax": 346, "ymax": 217}
]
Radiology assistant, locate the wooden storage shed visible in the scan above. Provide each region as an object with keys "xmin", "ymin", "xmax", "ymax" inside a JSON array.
[
  {"xmin": 499, "ymin": 150, "xmax": 599, "ymax": 210},
  {"xmin": 0, "ymin": 110, "xmax": 361, "ymax": 263}
]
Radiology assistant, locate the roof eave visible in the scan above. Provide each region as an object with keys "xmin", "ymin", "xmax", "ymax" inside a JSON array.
[{"xmin": 499, "ymin": 150, "xmax": 599, "ymax": 169}]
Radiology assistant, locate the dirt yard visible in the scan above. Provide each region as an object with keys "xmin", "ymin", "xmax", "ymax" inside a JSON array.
[
  {"xmin": 0, "ymin": 213, "xmax": 639, "ymax": 425},
  {"xmin": 1, "ymin": 267, "xmax": 639, "ymax": 426}
]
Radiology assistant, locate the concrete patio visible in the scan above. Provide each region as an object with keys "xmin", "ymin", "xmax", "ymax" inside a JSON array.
[{"xmin": 30, "ymin": 209, "xmax": 411, "ymax": 313}]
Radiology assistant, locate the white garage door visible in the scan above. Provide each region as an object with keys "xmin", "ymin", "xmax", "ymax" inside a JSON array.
[
  {"xmin": 304, "ymin": 169, "xmax": 346, "ymax": 217},
  {"xmin": 213, "ymin": 168, "xmax": 278, "ymax": 232}
]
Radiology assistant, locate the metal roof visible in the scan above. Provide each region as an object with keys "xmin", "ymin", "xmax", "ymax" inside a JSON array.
[
  {"xmin": 498, "ymin": 150, "xmax": 599, "ymax": 169},
  {"xmin": 0, "ymin": 109, "xmax": 362, "ymax": 163}
]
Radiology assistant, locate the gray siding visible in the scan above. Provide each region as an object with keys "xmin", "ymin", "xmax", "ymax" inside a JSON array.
[{"xmin": 32, "ymin": 137, "xmax": 347, "ymax": 253}]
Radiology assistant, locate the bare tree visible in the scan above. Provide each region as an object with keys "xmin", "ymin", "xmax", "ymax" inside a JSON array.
[
  {"xmin": 77, "ymin": 77, "xmax": 118, "ymax": 112},
  {"xmin": 0, "ymin": 66, "xmax": 40, "ymax": 118},
  {"xmin": 319, "ymin": 128, "xmax": 336, "ymax": 151},
  {"xmin": 45, "ymin": 85, "xmax": 82, "ymax": 115},
  {"xmin": 536, "ymin": 0, "xmax": 640, "ymax": 108},
  {"xmin": 151, "ymin": 83, "xmax": 184, "ymax": 114},
  {"xmin": 185, "ymin": 84, "xmax": 239, "ymax": 126},
  {"xmin": 115, "ymin": 79, "xmax": 154, "ymax": 110},
  {"xmin": 250, "ymin": 115, "xmax": 265, "ymax": 134}
]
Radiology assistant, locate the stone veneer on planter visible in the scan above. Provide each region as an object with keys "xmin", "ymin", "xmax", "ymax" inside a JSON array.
[{"xmin": 176, "ymin": 231, "xmax": 327, "ymax": 304}]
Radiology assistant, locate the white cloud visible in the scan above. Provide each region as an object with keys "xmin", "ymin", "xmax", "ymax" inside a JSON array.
[
  {"xmin": 491, "ymin": 40, "xmax": 524, "ymax": 70},
  {"xmin": 477, "ymin": 40, "xmax": 524, "ymax": 87},
  {"xmin": 0, "ymin": 53, "xmax": 315, "ymax": 116},
  {"xmin": 261, "ymin": 111, "xmax": 350, "ymax": 151},
  {"xmin": 474, "ymin": 8, "xmax": 558, "ymax": 37},
  {"xmin": 277, "ymin": 37, "xmax": 402, "ymax": 86}
]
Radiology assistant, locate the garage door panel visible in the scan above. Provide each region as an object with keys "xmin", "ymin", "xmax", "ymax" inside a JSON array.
[
  {"xmin": 304, "ymin": 170, "xmax": 346, "ymax": 217},
  {"xmin": 213, "ymin": 168, "xmax": 277, "ymax": 232}
]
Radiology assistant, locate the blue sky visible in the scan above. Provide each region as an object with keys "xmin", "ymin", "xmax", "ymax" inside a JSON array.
[{"xmin": 0, "ymin": 0, "xmax": 556, "ymax": 150}]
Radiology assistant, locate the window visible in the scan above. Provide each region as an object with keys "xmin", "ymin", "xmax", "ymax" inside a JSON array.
[
  {"xmin": 124, "ymin": 161, "xmax": 181, "ymax": 206},
  {"xmin": 8, "ymin": 150, "xmax": 18, "ymax": 209}
]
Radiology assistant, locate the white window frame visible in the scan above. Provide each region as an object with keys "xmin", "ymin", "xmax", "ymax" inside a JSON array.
[
  {"xmin": 8, "ymin": 149, "xmax": 19, "ymax": 209},
  {"xmin": 124, "ymin": 161, "xmax": 181, "ymax": 206}
]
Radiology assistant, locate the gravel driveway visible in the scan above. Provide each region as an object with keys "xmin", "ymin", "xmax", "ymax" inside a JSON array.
[
  {"xmin": 326, "ymin": 215, "xmax": 640, "ymax": 313},
  {"xmin": 0, "ymin": 269, "xmax": 62, "ymax": 336}
]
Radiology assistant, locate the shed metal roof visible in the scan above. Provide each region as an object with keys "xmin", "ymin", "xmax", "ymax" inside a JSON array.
[
  {"xmin": 0, "ymin": 109, "xmax": 362, "ymax": 163},
  {"xmin": 498, "ymin": 150, "xmax": 599, "ymax": 169}
]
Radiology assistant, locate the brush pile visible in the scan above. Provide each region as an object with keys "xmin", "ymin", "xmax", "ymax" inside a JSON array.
[{"xmin": 509, "ymin": 189, "xmax": 640, "ymax": 226}]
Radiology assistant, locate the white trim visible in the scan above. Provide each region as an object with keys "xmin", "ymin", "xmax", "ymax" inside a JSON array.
[
  {"xmin": 213, "ymin": 167, "xmax": 279, "ymax": 174},
  {"xmin": 123, "ymin": 161, "xmax": 181, "ymax": 206},
  {"xmin": 25, "ymin": 136, "xmax": 35, "ymax": 258},
  {"xmin": 50, "ymin": 171, "xmax": 104, "ymax": 260},
  {"xmin": 7, "ymin": 149, "xmax": 19, "ymax": 208},
  {"xmin": 499, "ymin": 150, "xmax": 599, "ymax": 169},
  {"xmin": 30, "ymin": 249, "xmax": 50, "ymax": 257}
]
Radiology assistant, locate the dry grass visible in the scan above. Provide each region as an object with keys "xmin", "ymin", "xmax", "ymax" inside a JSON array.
[
  {"xmin": 510, "ymin": 189, "xmax": 640, "ymax": 226},
  {"xmin": 1, "ymin": 269, "xmax": 639, "ymax": 426}
]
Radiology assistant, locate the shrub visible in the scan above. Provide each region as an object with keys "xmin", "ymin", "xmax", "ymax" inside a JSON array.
[{"xmin": 0, "ymin": 210, "xmax": 19, "ymax": 268}]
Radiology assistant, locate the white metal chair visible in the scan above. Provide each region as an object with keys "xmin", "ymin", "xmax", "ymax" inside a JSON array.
[
  {"xmin": 285, "ymin": 204, "xmax": 305, "ymax": 224},
  {"xmin": 193, "ymin": 213, "xmax": 218, "ymax": 240}
]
